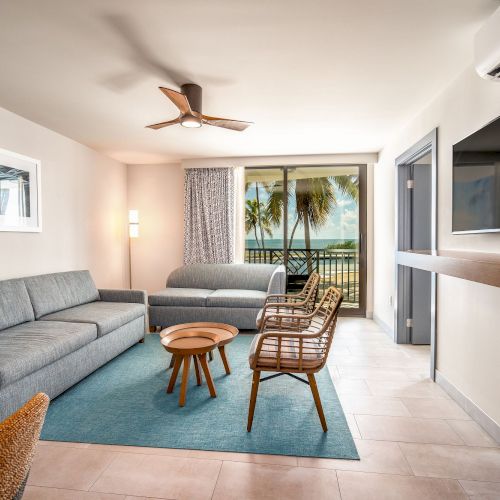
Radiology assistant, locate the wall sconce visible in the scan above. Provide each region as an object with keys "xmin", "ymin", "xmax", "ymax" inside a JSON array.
[
  {"xmin": 128, "ymin": 209, "xmax": 139, "ymax": 289},
  {"xmin": 129, "ymin": 209, "xmax": 139, "ymax": 238}
]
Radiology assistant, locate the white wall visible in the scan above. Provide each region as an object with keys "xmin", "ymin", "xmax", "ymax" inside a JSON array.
[
  {"xmin": 127, "ymin": 163, "xmax": 184, "ymax": 293},
  {"xmin": 373, "ymin": 67, "xmax": 500, "ymax": 425},
  {"xmin": 0, "ymin": 107, "xmax": 129, "ymax": 287}
]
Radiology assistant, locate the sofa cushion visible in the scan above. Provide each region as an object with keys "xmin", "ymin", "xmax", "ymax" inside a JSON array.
[
  {"xmin": 0, "ymin": 279, "xmax": 35, "ymax": 331},
  {"xmin": 206, "ymin": 289, "xmax": 267, "ymax": 309},
  {"xmin": 0, "ymin": 321, "xmax": 97, "ymax": 389},
  {"xmin": 24, "ymin": 270, "xmax": 100, "ymax": 319},
  {"xmin": 148, "ymin": 288, "xmax": 214, "ymax": 307},
  {"xmin": 40, "ymin": 301, "xmax": 145, "ymax": 337},
  {"xmin": 167, "ymin": 264, "xmax": 280, "ymax": 292}
]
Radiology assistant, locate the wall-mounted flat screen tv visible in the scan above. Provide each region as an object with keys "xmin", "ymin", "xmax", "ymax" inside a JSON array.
[{"xmin": 452, "ymin": 116, "xmax": 500, "ymax": 234}]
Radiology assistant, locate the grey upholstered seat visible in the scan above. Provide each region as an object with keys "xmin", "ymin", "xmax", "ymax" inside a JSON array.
[
  {"xmin": 0, "ymin": 321, "xmax": 97, "ymax": 388},
  {"xmin": 40, "ymin": 301, "xmax": 145, "ymax": 337},
  {"xmin": 206, "ymin": 289, "xmax": 267, "ymax": 308},
  {"xmin": 148, "ymin": 288, "xmax": 214, "ymax": 307}
]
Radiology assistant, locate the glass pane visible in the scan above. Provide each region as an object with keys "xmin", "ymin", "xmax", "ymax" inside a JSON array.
[
  {"xmin": 287, "ymin": 166, "xmax": 360, "ymax": 307},
  {"xmin": 244, "ymin": 168, "xmax": 284, "ymax": 264}
]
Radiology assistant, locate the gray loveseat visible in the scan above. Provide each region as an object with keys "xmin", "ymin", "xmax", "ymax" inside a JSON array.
[
  {"xmin": 149, "ymin": 264, "xmax": 286, "ymax": 330},
  {"xmin": 0, "ymin": 270, "xmax": 147, "ymax": 420}
]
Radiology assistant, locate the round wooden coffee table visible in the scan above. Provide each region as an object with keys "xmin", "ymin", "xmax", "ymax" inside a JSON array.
[
  {"xmin": 161, "ymin": 330, "xmax": 220, "ymax": 407},
  {"xmin": 160, "ymin": 322, "xmax": 239, "ymax": 375}
]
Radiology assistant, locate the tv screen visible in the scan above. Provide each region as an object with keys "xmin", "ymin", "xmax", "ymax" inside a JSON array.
[{"xmin": 452, "ymin": 116, "xmax": 500, "ymax": 233}]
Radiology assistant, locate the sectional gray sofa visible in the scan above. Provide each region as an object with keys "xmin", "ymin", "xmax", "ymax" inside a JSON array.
[
  {"xmin": 149, "ymin": 263, "xmax": 286, "ymax": 330},
  {"xmin": 0, "ymin": 270, "xmax": 147, "ymax": 421}
]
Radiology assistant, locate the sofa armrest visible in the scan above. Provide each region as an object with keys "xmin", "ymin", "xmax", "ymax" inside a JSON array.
[
  {"xmin": 266, "ymin": 265, "xmax": 287, "ymax": 295},
  {"xmin": 98, "ymin": 289, "xmax": 148, "ymax": 305},
  {"xmin": 99, "ymin": 289, "xmax": 148, "ymax": 337}
]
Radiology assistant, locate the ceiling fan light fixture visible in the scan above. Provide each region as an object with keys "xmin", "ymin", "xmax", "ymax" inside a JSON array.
[{"xmin": 180, "ymin": 114, "xmax": 202, "ymax": 128}]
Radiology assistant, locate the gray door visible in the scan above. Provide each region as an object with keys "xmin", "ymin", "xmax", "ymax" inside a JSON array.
[{"xmin": 409, "ymin": 163, "xmax": 432, "ymax": 344}]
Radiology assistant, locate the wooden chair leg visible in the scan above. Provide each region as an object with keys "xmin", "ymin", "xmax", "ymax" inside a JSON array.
[
  {"xmin": 179, "ymin": 355, "xmax": 191, "ymax": 407},
  {"xmin": 149, "ymin": 325, "xmax": 156, "ymax": 333},
  {"xmin": 167, "ymin": 355, "xmax": 182, "ymax": 393},
  {"xmin": 307, "ymin": 373, "xmax": 328, "ymax": 432},
  {"xmin": 247, "ymin": 370, "xmax": 261, "ymax": 432},
  {"xmin": 199, "ymin": 353, "xmax": 216, "ymax": 398},
  {"xmin": 193, "ymin": 355, "xmax": 202, "ymax": 386},
  {"xmin": 219, "ymin": 345, "xmax": 231, "ymax": 375}
]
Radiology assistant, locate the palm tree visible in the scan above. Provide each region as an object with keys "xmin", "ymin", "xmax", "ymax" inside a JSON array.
[
  {"xmin": 266, "ymin": 174, "xmax": 359, "ymax": 273},
  {"xmin": 245, "ymin": 199, "xmax": 274, "ymax": 249}
]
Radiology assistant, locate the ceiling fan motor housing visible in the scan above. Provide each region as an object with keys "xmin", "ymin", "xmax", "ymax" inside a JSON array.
[{"xmin": 181, "ymin": 83, "xmax": 202, "ymax": 113}]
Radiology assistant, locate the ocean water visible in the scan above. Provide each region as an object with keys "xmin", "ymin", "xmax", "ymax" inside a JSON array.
[{"xmin": 245, "ymin": 238, "xmax": 356, "ymax": 249}]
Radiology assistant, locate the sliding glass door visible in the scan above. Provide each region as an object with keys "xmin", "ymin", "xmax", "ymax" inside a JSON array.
[{"xmin": 245, "ymin": 165, "xmax": 366, "ymax": 315}]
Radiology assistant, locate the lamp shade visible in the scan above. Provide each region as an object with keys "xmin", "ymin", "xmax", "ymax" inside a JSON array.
[{"xmin": 129, "ymin": 224, "xmax": 139, "ymax": 238}]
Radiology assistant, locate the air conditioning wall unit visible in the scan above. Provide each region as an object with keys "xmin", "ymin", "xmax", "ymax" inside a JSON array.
[{"xmin": 474, "ymin": 6, "xmax": 500, "ymax": 81}]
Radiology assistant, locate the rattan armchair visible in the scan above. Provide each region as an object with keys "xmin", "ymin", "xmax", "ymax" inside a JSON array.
[
  {"xmin": 0, "ymin": 393, "xmax": 49, "ymax": 500},
  {"xmin": 256, "ymin": 272, "xmax": 320, "ymax": 332},
  {"xmin": 247, "ymin": 286, "xmax": 343, "ymax": 432}
]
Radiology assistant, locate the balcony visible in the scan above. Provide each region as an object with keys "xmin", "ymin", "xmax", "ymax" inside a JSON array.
[{"xmin": 245, "ymin": 248, "xmax": 360, "ymax": 308}]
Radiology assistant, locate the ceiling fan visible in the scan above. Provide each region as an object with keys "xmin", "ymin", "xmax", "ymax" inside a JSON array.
[{"xmin": 146, "ymin": 84, "xmax": 253, "ymax": 131}]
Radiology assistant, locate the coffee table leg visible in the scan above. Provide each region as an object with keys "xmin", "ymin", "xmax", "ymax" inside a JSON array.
[
  {"xmin": 169, "ymin": 354, "xmax": 176, "ymax": 369},
  {"xmin": 193, "ymin": 355, "xmax": 202, "ymax": 386},
  {"xmin": 167, "ymin": 355, "xmax": 182, "ymax": 393},
  {"xmin": 179, "ymin": 355, "xmax": 191, "ymax": 407},
  {"xmin": 208, "ymin": 350, "xmax": 214, "ymax": 362},
  {"xmin": 199, "ymin": 353, "xmax": 216, "ymax": 398},
  {"xmin": 219, "ymin": 346, "xmax": 231, "ymax": 375}
]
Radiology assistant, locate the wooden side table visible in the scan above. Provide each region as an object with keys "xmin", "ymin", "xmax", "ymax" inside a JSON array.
[
  {"xmin": 161, "ymin": 330, "xmax": 220, "ymax": 407},
  {"xmin": 161, "ymin": 322, "xmax": 239, "ymax": 375}
]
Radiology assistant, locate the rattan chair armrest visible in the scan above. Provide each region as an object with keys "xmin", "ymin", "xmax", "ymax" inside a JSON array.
[{"xmin": 265, "ymin": 292, "xmax": 305, "ymax": 304}]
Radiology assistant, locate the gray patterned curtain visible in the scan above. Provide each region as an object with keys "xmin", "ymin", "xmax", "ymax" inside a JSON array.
[{"xmin": 184, "ymin": 168, "xmax": 234, "ymax": 264}]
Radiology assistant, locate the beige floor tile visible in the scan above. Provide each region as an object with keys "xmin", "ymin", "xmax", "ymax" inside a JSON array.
[
  {"xmin": 211, "ymin": 461, "xmax": 341, "ymax": 500},
  {"xmin": 459, "ymin": 480, "xmax": 500, "ymax": 499},
  {"xmin": 446, "ymin": 420, "xmax": 499, "ymax": 447},
  {"xmin": 90, "ymin": 452, "xmax": 221, "ymax": 500},
  {"xmin": 345, "ymin": 413, "xmax": 361, "ymax": 438},
  {"xmin": 23, "ymin": 487, "xmax": 125, "ymax": 499},
  {"xmin": 187, "ymin": 449, "xmax": 297, "ymax": 466},
  {"xmin": 338, "ymin": 395, "xmax": 411, "ymax": 417},
  {"xmin": 28, "ymin": 445, "xmax": 116, "ymax": 490},
  {"xmin": 401, "ymin": 397, "xmax": 471, "ymax": 420},
  {"xmin": 366, "ymin": 378, "xmax": 450, "ymax": 399},
  {"xmin": 338, "ymin": 365, "xmax": 426, "ymax": 381},
  {"xmin": 399, "ymin": 442, "xmax": 500, "ymax": 482},
  {"xmin": 298, "ymin": 439, "xmax": 412, "ymax": 475},
  {"xmin": 38, "ymin": 440, "xmax": 91, "ymax": 448},
  {"xmin": 333, "ymin": 378, "xmax": 372, "ymax": 396},
  {"xmin": 355, "ymin": 415, "xmax": 463, "ymax": 445},
  {"xmin": 88, "ymin": 444, "xmax": 192, "ymax": 457},
  {"xmin": 337, "ymin": 471, "xmax": 468, "ymax": 500}
]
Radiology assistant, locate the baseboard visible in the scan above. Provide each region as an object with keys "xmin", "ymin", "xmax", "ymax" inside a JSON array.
[
  {"xmin": 373, "ymin": 313, "xmax": 394, "ymax": 340},
  {"xmin": 435, "ymin": 370, "xmax": 500, "ymax": 444}
]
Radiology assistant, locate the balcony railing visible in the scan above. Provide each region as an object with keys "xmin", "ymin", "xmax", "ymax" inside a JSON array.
[{"xmin": 245, "ymin": 248, "xmax": 360, "ymax": 307}]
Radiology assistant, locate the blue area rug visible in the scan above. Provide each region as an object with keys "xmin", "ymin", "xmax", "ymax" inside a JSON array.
[{"xmin": 41, "ymin": 334, "xmax": 359, "ymax": 459}]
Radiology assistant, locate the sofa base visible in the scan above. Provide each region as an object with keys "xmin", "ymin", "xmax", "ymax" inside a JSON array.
[
  {"xmin": 0, "ymin": 317, "xmax": 144, "ymax": 421},
  {"xmin": 149, "ymin": 306, "xmax": 261, "ymax": 331}
]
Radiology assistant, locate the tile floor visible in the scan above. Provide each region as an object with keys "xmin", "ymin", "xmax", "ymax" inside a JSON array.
[{"xmin": 25, "ymin": 318, "xmax": 500, "ymax": 499}]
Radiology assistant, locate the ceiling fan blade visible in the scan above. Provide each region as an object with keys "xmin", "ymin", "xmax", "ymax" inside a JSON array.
[
  {"xmin": 145, "ymin": 117, "xmax": 181, "ymax": 129},
  {"xmin": 202, "ymin": 115, "xmax": 253, "ymax": 131},
  {"xmin": 159, "ymin": 87, "xmax": 192, "ymax": 114}
]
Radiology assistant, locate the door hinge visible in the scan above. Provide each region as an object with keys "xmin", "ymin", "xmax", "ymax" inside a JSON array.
[
  {"xmin": 407, "ymin": 179, "xmax": 415, "ymax": 189},
  {"xmin": 406, "ymin": 318, "xmax": 413, "ymax": 328}
]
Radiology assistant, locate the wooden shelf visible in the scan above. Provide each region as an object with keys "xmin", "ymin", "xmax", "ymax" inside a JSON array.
[{"xmin": 396, "ymin": 250, "xmax": 500, "ymax": 288}]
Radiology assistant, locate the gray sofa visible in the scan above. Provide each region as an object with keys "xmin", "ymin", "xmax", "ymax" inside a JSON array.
[
  {"xmin": 149, "ymin": 264, "xmax": 286, "ymax": 330},
  {"xmin": 0, "ymin": 270, "xmax": 147, "ymax": 421}
]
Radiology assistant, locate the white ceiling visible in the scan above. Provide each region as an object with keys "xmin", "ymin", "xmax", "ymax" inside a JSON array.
[{"xmin": 0, "ymin": 0, "xmax": 497, "ymax": 164}]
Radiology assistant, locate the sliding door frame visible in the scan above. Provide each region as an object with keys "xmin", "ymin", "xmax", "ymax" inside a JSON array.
[{"xmin": 244, "ymin": 163, "xmax": 367, "ymax": 317}]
